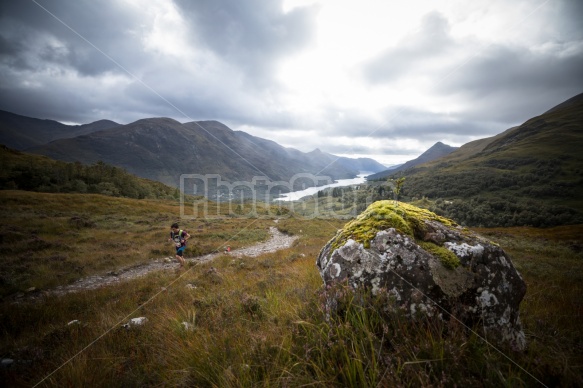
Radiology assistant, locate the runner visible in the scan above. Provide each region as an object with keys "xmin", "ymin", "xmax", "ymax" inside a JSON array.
[{"xmin": 168, "ymin": 223, "xmax": 190, "ymax": 268}]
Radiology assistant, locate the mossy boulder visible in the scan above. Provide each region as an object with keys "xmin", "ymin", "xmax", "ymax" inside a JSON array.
[
  {"xmin": 329, "ymin": 201, "xmax": 460, "ymax": 267},
  {"xmin": 317, "ymin": 200, "xmax": 527, "ymax": 351}
]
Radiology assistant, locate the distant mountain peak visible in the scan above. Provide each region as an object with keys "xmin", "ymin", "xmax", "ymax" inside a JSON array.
[
  {"xmin": 367, "ymin": 141, "xmax": 458, "ymax": 180},
  {"xmin": 87, "ymin": 119, "xmax": 119, "ymax": 125},
  {"xmin": 424, "ymin": 141, "xmax": 456, "ymax": 153},
  {"xmin": 132, "ymin": 117, "xmax": 182, "ymax": 126},
  {"xmin": 196, "ymin": 119, "xmax": 227, "ymax": 125}
]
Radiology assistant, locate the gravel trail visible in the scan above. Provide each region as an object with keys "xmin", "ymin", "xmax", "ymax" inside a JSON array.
[{"xmin": 49, "ymin": 227, "xmax": 297, "ymax": 296}]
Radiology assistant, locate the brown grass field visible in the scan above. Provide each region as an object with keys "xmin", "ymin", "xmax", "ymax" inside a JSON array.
[{"xmin": 0, "ymin": 191, "xmax": 581, "ymax": 387}]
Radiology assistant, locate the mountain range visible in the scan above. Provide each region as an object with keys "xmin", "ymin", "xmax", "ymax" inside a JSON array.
[
  {"xmin": 1, "ymin": 91, "xmax": 581, "ymax": 227},
  {"xmin": 0, "ymin": 111, "xmax": 386, "ymax": 187}
]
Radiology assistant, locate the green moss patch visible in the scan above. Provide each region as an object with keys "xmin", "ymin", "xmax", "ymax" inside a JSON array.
[
  {"xmin": 331, "ymin": 201, "xmax": 457, "ymax": 251},
  {"xmin": 418, "ymin": 241, "xmax": 460, "ymax": 269}
]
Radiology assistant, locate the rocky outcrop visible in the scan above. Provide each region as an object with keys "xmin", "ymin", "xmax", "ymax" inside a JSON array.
[{"xmin": 317, "ymin": 201, "xmax": 527, "ymax": 351}]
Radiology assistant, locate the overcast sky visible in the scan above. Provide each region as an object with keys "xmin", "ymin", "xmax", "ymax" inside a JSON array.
[{"xmin": 1, "ymin": 0, "xmax": 582, "ymax": 165}]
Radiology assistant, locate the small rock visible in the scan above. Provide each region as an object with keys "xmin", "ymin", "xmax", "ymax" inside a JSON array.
[
  {"xmin": 130, "ymin": 317, "xmax": 147, "ymax": 326},
  {"xmin": 185, "ymin": 284, "xmax": 197, "ymax": 290},
  {"xmin": 123, "ymin": 316, "xmax": 148, "ymax": 329}
]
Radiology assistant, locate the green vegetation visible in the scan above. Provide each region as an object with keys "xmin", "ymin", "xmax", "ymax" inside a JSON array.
[
  {"xmin": 0, "ymin": 192, "xmax": 580, "ymax": 386},
  {"xmin": 401, "ymin": 164, "xmax": 583, "ymax": 227},
  {"xmin": 329, "ymin": 200, "xmax": 455, "ymax": 249},
  {"xmin": 387, "ymin": 176, "xmax": 406, "ymax": 204},
  {"xmin": 367, "ymin": 99, "xmax": 583, "ymax": 227},
  {"xmin": 418, "ymin": 241, "xmax": 460, "ymax": 269},
  {"xmin": 324, "ymin": 200, "xmax": 461, "ymax": 269},
  {"xmin": 0, "ymin": 145, "xmax": 179, "ymax": 199},
  {"xmin": 310, "ymin": 177, "xmax": 582, "ymax": 227}
]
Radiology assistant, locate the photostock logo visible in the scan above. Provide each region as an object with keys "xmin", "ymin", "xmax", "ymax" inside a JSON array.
[{"xmin": 179, "ymin": 173, "xmax": 372, "ymax": 220}]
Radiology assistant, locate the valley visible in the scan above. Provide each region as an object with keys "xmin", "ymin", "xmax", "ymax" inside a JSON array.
[
  {"xmin": 1, "ymin": 1, "xmax": 582, "ymax": 385},
  {"xmin": 0, "ymin": 93, "xmax": 582, "ymax": 386}
]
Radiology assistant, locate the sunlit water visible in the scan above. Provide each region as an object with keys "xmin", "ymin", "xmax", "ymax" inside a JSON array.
[{"xmin": 274, "ymin": 173, "xmax": 370, "ymax": 202}]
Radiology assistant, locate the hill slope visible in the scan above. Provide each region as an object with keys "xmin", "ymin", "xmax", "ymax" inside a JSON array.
[{"xmin": 400, "ymin": 93, "xmax": 583, "ymax": 227}]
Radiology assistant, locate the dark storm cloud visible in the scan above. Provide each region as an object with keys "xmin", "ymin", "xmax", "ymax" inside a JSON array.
[
  {"xmin": 361, "ymin": 1, "xmax": 583, "ymax": 130},
  {"xmin": 0, "ymin": 0, "xmax": 147, "ymax": 76},
  {"xmin": 171, "ymin": 0, "xmax": 319, "ymax": 127},
  {"xmin": 0, "ymin": 0, "xmax": 156, "ymax": 122},
  {"xmin": 435, "ymin": 44, "xmax": 583, "ymax": 123},
  {"xmin": 319, "ymin": 105, "xmax": 495, "ymax": 141},
  {"xmin": 0, "ymin": 0, "xmax": 319, "ymax": 126},
  {"xmin": 173, "ymin": 0, "xmax": 318, "ymax": 88},
  {"xmin": 0, "ymin": 33, "xmax": 20, "ymax": 56}
]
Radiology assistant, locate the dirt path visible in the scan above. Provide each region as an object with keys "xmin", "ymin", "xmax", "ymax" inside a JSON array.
[{"xmin": 50, "ymin": 227, "xmax": 297, "ymax": 296}]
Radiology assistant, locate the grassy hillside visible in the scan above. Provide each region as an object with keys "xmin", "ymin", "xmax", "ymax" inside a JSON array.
[
  {"xmin": 0, "ymin": 190, "xmax": 581, "ymax": 386},
  {"xmin": 0, "ymin": 191, "xmax": 277, "ymax": 297},
  {"xmin": 388, "ymin": 94, "xmax": 583, "ymax": 227}
]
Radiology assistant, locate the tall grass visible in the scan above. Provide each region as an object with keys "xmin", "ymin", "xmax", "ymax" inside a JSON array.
[
  {"xmin": 0, "ymin": 192, "xmax": 581, "ymax": 386},
  {"xmin": 0, "ymin": 191, "xmax": 275, "ymax": 296}
]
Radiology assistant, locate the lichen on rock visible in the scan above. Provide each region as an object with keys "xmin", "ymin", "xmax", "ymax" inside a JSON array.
[{"xmin": 317, "ymin": 200, "xmax": 527, "ymax": 351}]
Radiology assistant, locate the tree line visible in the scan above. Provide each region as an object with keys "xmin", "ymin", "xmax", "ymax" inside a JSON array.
[
  {"xmin": 0, "ymin": 146, "xmax": 179, "ymax": 199},
  {"xmin": 316, "ymin": 177, "xmax": 582, "ymax": 227}
]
